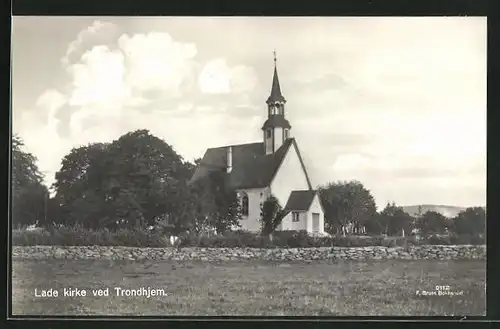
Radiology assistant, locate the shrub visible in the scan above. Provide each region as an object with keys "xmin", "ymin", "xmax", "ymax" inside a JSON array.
[
  {"xmin": 12, "ymin": 226, "xmax": 486, "ymax": 248},
  {"xmin": 225, "ymin": 230, "xmax": 266, "ymax": 248},
  {"xmin": 272, "ymin": 230, "xmax": 315, "ymax": 247},
  {"xmin": 425, "ymin": 234, "xmax": 452, "ymax": 245},
  {"xmin": 332, "ymin": 235, "xmax": 375, "ymax": 247},
  {"xmin": 12, "ymin": 225, "xmax": 171, "ymax": 247},
  {"xmin": 450, "ymin": 234, "xmax": 485, "ymax": 245},
  {"xmin": 12, "ymin": 228, "xmax": 52, "ymax": 246}
]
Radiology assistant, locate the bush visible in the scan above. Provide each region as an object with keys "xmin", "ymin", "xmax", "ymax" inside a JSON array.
[
  {"xmin": 12, "ymin": 225, "xmax": 171, "ymax": 247},
  {"xmin": 12, "ymin": 226, "xmax": 486, "ymax": 248},
  {"xmin": 424, "ymin": 234, "xmax": 453, "ymax": 245},
  {"xmin": 273, "ymin": 230, "xmax": 315, "ymax": 247},
  {"xmin": 12, "ymin": 228, "xmax": 52, "ymax": 246},
  {"xmin": 449, "ymin": 234, "xmax": 485, "ymax": 245},
  {"xmin": 332, "ymin": 235, "xmax": 375, "ymax": 247}
]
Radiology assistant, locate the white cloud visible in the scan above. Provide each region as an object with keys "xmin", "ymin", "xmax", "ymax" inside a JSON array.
[
  {"xmin": 198, "ymin": 58, "xmax": 258, "ymax": 94},
  {"xmin": 62, "ymin": 20, "xmax": 119, "ymax": 66},
  {"xmin": 36, "ymin": 89, "xmax": 67, "ymax": 112},
  {"xmin": 199, "ymin": 59, "xmax": 231, "ymax": 94},
  {"xmin": 230, "ymin": 65, "xmax": 258, "ymax": 93},
  {"xmin": 119, "ymin": 32, "xmax": 197, "ymax": 94},
  {"xmin": 68, "ymin": 46, "xmax": 128, "ymax": 107},
  {"xmin": 62, "ymin": 31, "xmax": 200, "ymax": 138}
]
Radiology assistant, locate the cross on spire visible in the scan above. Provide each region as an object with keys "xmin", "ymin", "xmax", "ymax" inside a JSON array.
[{"xmin": 273, "ymin": 50, "xmax": 277, "ymax": 65}]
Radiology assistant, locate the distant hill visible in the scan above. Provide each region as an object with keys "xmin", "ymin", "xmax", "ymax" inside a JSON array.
[{"xmin": 401, "ymin": 205, "xmax": 467, "ymax": 218}]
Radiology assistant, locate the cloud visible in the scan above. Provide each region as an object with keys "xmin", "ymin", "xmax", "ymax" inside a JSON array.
[
  {"xmin": 36, "ymin": 89, "xmax": 67, "ymax": 111},
  {"xmin": 68, "ymin": 46, "xmax": 128, "ymax": 108},
  {"xmin": 54, "ymin": 31, "xmax": 201, "ymax": 139},
  {"xmin": 198, "ymin": 58, "xmax": 258, "ymax": 94},
  {"xmin": 62, "ymin": 20, "xmax": 120, "ymax": 66},
  {"xmin": 118, "ymin": 32, "xmax": 198, "ymax": 95}
]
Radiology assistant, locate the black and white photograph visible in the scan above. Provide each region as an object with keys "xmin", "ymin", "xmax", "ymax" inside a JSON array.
[{"xmin": 11, "ymin": 16, "xmax": 486, "ymax": 316}]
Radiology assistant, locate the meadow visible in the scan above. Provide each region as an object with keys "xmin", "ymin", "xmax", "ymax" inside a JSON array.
[{"xmin": 12, "ymin": 258, "xmax": 485, "ymax": 316}]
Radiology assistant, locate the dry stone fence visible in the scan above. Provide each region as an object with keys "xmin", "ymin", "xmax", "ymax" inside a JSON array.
[{"xmin": 13, "ymin": 245, "xmax": 485, "ymax": 261}]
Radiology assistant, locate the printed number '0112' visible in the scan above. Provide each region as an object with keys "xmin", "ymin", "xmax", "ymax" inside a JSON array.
[{"xmin": 435, "ymin": 285, "xmax": 450, "ymax": 291}]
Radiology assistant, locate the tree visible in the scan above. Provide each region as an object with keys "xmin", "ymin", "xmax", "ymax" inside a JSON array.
[
  {"xmin": 260, "ymin": 195, "xmax": 288, "ymax": 239},
  {"xmin": 319, "ymin": 180, "xmax": 377, "ymax": 235},
  {"xmin": 378, "ymin": 202, "xmax": 415, "ymax": 236},
  {"xmin": 451, "ymin": 207, "xmax": 486, "ymax": 236},
  {"xmin": 188, "ymin": 171, "xmax": 241, "ymax": 235},
  {"xmin": 364, "ymin": 212, "xmax": 385, "ymax": 235},
  {"xmin": 52, "ymin": 129, "xmax": 191, "ymax": 229},
  {"xmin": 417, "ymin": 211, "xmax": 449, "ymax": 236},
  {"xmin": 52, "ymin": 142, "xmax": 110, "ymax": 227},
  {"xmin": 11, "ymin": 135, "xmax": 49, "ymax": 227}
]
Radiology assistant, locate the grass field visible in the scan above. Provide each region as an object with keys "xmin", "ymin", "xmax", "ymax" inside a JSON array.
[{"xmin": 12, "ymin": 259, "xmax": 485, "ymax": 316}]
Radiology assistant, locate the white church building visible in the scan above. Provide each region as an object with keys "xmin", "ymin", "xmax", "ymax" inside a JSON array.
[{"xmin": 190, "ymin": 55, "xmax": 325, "ymax": 235}]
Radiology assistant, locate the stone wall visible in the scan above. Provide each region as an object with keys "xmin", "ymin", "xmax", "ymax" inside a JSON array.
[{"xmin": 12, "ymin": 245, "xmax": 486, "ymax": 261}]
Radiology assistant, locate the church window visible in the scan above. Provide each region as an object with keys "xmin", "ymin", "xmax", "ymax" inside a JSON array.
[
  {"xmin": 284, "ymin": 129, "xmax": 289, "ymax": 139},
  {"xmin": 292, "ymin": 212, "xmax": 300, "ymax": 222},
  {"xmin": 242, "ymin": 194, "xmax": 249, "ymax": 216},
  {"xmin": 266, "ymin": 129, "xmax": 272, "ymax": 138}
]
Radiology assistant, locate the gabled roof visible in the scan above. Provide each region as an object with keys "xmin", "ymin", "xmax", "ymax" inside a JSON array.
[
  {"xmin": 190, "ymin": 138, "xmax": 312, "ymax": 190},
  {"xmin": 284, "ymin": 190, "xmax": 317, "ymax": 211}
]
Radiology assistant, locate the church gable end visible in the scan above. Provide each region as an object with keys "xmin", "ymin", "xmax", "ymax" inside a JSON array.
[{"xmin": 270, "ymin": 140, "xmax": 312, "ymax": 206}]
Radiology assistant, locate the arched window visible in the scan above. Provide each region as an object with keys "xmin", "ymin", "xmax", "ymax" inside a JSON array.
[
  {"xmin": 266, "ymin": 129, "xmax": 272, "ymax": 138},
  {"xmin": 241, "ymin": 194, "xmax": 249, "ymax": 216}
]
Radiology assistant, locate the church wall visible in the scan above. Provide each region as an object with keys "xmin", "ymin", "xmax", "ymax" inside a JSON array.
[
  {"xmin": 306, "ymin": 194, "xmax": 325, "ymax": 234},
  {"xmin": 237, "ymin": 187, "xmax": 270, "ymax": 232},
  {"xmin": 270, "ymin": 144, "xmax": 310, "ymax": 207},
  {"xmin": 273, "ymin": 127, "xmax": 283, "ymax": 151},
  {"xmin": 279, "ymin": 211, "xmax": 308, "ymax": 231}
]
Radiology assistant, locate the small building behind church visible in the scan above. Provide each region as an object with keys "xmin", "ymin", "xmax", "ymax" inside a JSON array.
[{"xmin": 190, "ymin": 55, "xmax": 325, "ymax": 235}]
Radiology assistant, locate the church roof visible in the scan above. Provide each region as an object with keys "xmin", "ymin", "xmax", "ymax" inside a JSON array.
[
  {"xmin": 190, "ymin": 138, "xmax": 312, "ymax": 190},
  {"xmin": 266, "ymin": 66, "xmax": 286, "ymax": 104},
  {"xmin": 284, "ymin": 190, "xmax": 318, "ymax": 211},
  {"xmin": 261, "ymin": 116, "xmax": 291, "ymax": 130}
]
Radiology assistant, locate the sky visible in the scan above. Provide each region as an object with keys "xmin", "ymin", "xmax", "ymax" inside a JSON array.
[{"xmin": 11, "ymin": 16, "xmax": 486, "ymax": 209}]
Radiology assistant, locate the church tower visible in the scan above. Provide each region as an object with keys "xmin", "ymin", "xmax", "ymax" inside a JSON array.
[{"xmin": 262, "ymin": 52, "xmax": 291, "ymax": 155}]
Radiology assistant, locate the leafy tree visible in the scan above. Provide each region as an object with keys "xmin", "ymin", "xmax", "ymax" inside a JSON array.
[
  {"xmin": 319, "ymin": 180, "xmax": 377, "ymax": 235},
  {"xmin": 11, "ymin": 135, "xmax": 49, "ymax": 227},
  {"xmin": 52, "ymin": 142, "xmax": 110, "ymax": 227},
  {"xmin": 451, "ymin": 207, "xmax": 486, "ymax": 235},
  {"xmin": 260, "ymin": 195, "xmax": 288, "ymax": 238},
  {"xmin": 417, "ymin": 211, "xmax": 449, "ymax": 235},
  {"xmin": 364, "ymin": 212, "xmax": 385, "ymax": 235},
  {"xmin": 188, "ymin": 171, "xmax": 241, "ymax": 235},
  {"xmin": 12, "ymin": 135, "xmax": 43, "ymax": 188},
  {"xmin": 52, "ymin": 130, "xmax": 191, "ymax": 229},
  {"xmin": 378, "ymin": 202, "xmax": 415, "ymax": 236}
]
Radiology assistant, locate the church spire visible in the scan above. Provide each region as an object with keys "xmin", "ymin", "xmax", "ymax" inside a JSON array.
[
  {"xmin": 262, "ymin": 51, "xmax": 291, "ymax": 155},
  {"xmin": 267, "ymin": 50, "xmax": 286, "ymax": 104}
]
